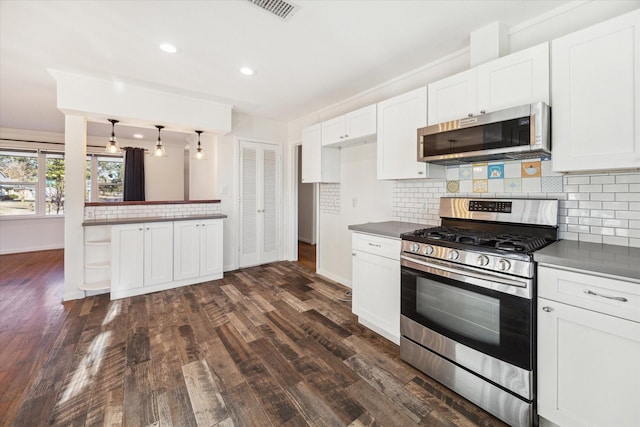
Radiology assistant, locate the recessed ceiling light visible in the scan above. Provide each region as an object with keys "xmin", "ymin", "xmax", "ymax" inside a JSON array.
[
  {"xmin": 160, "ymin": 43, "xmax": 177, "ymax": 53},
  {"xmin": 240, "ymin": 66, "xmax": 254, "ymax": 76},
  {"xmin": 133, "ymin": 133, "xmax": 143, "ymax": 139}
]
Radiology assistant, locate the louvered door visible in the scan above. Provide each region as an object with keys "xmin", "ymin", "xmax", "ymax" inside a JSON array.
[{"xmin": 239, "ymin": 141, "xmax": 280, "ymax": 267}]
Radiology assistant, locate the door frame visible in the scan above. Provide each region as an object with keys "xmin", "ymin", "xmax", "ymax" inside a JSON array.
[
  {"xmin": 290, "ymin": 142, "xmax": 318, "ymax": 263},
  {"xmin": 237, "ymin": 137, "xmax": 283, "ymax": 268}
]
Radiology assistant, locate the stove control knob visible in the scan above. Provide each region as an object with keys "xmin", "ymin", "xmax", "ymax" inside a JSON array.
[
  {"xmin": 410, "ymin": 243, "xmax": 420, "ymax": 252},
  {"xmin": 497, "ymin": 259, "xmax": 511, "ymax": 271},
  {"xmin": 448, "ymin": 250, "xmax": 459, "ymax": 261},
  {"xmin": 423, "ymin": 245, "xmax": 434, "ymax": 255},
  {"xmin": 476, "ymin": 255, "xmax": 490, "ymax": 267}
]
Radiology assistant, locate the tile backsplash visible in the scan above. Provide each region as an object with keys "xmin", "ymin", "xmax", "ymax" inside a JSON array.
[
  {"xmin": 392, "ymin": 171, "xmax": 640, "ymax": 248},
  {"xmin": 320, "ymin": 183, "xmax": 341, "ymax": 215},
  {"xmin": 445, "ymin": 158, "xmax": 563, "ymax": 195},
  {"xmin": 84, "ymin": 202, "xmax": 221, "ymax": 221}
]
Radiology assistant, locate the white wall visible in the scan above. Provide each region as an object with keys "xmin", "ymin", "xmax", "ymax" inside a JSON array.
[
  {"xmin": 0, "ymin": 216, "xmax": 64, "ymax": 254},
  {"xmin": 286, "ymin": 1, "xmax": 640, "ymax": 286},
  {"xmin": 297, "ymin": 147, "xmax": 315, "ymax": 244},
  {"xmin": 217, "ymin": 112, "xmax": 288, "ymax": 271}
]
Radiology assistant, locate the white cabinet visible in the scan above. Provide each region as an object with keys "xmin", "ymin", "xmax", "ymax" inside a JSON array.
[
  {"xmin": 174, "ymin": 219, "xmax": 223, "ymax": 280},
  {"xmin": 301, "ymin": 123, "xmax": 340, "ymax": 183},
  {"xmin": 538, "ymin": 265, "xmax": 640, "ymax": 427},
  {"xmin": 111, "ymin": 221, "xmax": 173, "ymax": 294},
  {"xmin": 321, "ymin": 104, "xmax": 377, "ymax": 147},
  {"xmin": 551, "ymin": 10, "xmax": 640, "ymax": 172},
  {"xmin": 351, "ymin": 232, "xmax": 401, "ymax": 344},
  {"xmin": 428, "ymin": 42, "xmax": 549, "ymax": 124},
  {"xmin": 377, "ymin": 86, "xmax": 444, "ymax": 180}
]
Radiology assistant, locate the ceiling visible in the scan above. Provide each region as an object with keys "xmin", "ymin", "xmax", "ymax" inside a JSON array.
[{"xmin": 0, "ymin": 0, "xmax": 573, "ymax": 143}]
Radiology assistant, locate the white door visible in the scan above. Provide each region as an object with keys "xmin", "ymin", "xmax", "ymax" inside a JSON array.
[
  {"xmin": 144, "ymin": 222, "xmax": 173, "ymax": 286},
  {"xmin": 200, "ymin": 219, "xmax": 223, "ymax": 276},
  {"xmin": 111, "ymin": 224, "xmax": 144, "ymax": 292},
  {"xmin": 239, "ymin": 140, "xmax": 281, "ymax": 268},
  {"xmin": 174, "ymin": 220, "xmax": 201, "ymax": 280}
]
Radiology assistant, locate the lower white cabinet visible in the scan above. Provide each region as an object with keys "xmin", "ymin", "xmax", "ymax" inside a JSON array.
[
  {"xmin": 174, "ymin": 219, "xmax": 223, "ymax": 280},
  {"xmin": 110, "ymin": 218, "xmax": 224, "ymax": 300},
  {"xmin": 351, "ymin": 232, "xmax": 401, "ymax": 344},
  {"xmin": 537, "ymin": 266, "xmax": 640, "ymax": 427},
  {"xmin": 111, "ymin": 222, "xmax": 173, "ymax": 295}
]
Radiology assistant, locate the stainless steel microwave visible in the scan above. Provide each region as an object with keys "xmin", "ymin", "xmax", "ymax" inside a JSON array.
[{"xmin": 418, "ymin": 102, "xmax": 550, "ymax": 165}]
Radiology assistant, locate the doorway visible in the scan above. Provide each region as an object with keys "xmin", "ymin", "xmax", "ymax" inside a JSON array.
[{"xmin": 296, "ymin": 144, "xmax": 316, "ymax": 271}]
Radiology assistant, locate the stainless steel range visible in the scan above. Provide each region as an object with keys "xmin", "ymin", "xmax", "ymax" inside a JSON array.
[{"xmin": 400, "ymin": 197, "xmax": 558, "ymax": 427}]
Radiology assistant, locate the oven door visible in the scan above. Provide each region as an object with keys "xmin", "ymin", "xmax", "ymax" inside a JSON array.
[{"xmin": 400, "ymin": 255, "xmax": 533, "ymax": 371}]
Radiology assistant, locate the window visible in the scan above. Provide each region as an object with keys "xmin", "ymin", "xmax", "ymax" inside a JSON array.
[
  {"xmin": 45, "ymin": 153, "xmax": 65, "ymax": 215},
  {"xmin": 0, "ymin": 150, "xmax": 39, "ymax": 216},
  {"xmin": 86, "ymin": 155, "xmax": 124, "ymax": 202}
]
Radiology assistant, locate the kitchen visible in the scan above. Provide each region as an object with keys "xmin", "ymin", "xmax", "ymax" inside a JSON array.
[{"xmin": 1, "ymin": 1, "xmax": 640, "ymax": 426}]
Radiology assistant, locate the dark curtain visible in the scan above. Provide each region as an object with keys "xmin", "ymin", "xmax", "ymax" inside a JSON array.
[{"xmin": 123, "ymin": 147, "xmax": 145, "ymax": 201}]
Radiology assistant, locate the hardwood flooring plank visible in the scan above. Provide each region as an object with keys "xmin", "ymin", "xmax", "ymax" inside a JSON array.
[
  {"xmin": 344, "ymin": 354, "xmax": 431, "ymax": 423},
  {"xmin": 264, "ymin": 308, "xmax": 307, "ymax": 343},
  {"xmin": 342, "ymin": 335, "xmax": 414, "ymax": 384},
  {"xmin": 182, "ymin": 359, "xmax": 230, "ymax": 426},
  {"xmin": 286, "ymin": 381, "xmax": 345, "ymax": 427},
  {"xmin": 123, "ymin": 362, "xmax": 158, "ymax": 427},
  {"xmin": 165, "ymin": 385, "xmax": 198, "ymax": 427},
  {"xmin": 226, "ymin": 311, "xmax": 261, "ymax": 343},
  {"xmin": 174, "ymin": 324, "xmax": 203, "ymax": 364},
  {"xmin": 200, "ymin": 337, "xmax": 245, "ymax": 390},
  {"xmin": 299, "ymin": 322, "xmax": 354, "ymax": 361},
  {"xmin": 302, "ymin": 309, "xmax": 352, "ymax": 338},
  {"xmin": 347, "ymin": 411, "xmax": 384, "ymax": 427},
  {"xmin": 250, "ymin": 337, "xmax": 303, "ymax": 388},
  {"xmin": 224, "ymin": 381, "xmax": 272, "ymax": 427},
  {"xmin": 347, "ymin": 379, "xmax": 421, "ymax": 426}
]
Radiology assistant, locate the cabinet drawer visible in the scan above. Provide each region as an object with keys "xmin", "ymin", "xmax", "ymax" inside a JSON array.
[
  {"xmin": 538, "ymin": 266, "xmax": 640, "ymax": 322},
  {"xmin": 352, "ymin": 233, "xmax": 400, "ymax": 260}
]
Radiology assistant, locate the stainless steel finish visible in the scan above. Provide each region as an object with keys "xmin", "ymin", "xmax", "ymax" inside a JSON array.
[
  {"xmin": 418, "ymin": 101, "xmax": 550, "ymax": 165},
  {"xmin": 497, "ymin": 258, "xmax": 511, "ymax": 272},
  {"xmin": 447, "ymin": 249, "xmax": 459, "ymax": 260},
  {"xmin": 438, "ymin": 197, "xmax": 559, "ymax": 227},
  {"xmin": 368, "ymin": 242, "xmax": 381, "ymax": 248},
  {"xmin": 401, "ymin": 316, "xmax": 532, "ymax": 399},
  {"xmin": 401, "ymin": 240, "xmax": 535, "ymax": 278},
  {"xmin": 584, "ymin": 289, "xmax": 628, "ymax": 302},
  {"xmin": 401, "ymin": 255, "xmax": 532, "ymax": 298},
  {"xmin": 542, "ymin": 306, "xmax": 553, "ymax": 312},
  {"xmin": 477, "ymin": 255, "xmax": 489, "ymax": 266},
  {"xmin": 400, "ymin": 334, "xmax": 532, "ymax": 427}
]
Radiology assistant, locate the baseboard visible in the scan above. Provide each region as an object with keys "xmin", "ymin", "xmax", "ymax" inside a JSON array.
[
  {"xmin": 316, "ymin": 268, "xmax": 351, "ymax": 288},
  {"xmin": 63, "ymin": 290, "xmax": 86, "ymax": 301},
  {"xmin": 298, "ymin": 237, "xmax": 315, "ymax": 245},
  {"xmin": 0, "ymin": 244, "xmax": 64, "ymax": 255}
]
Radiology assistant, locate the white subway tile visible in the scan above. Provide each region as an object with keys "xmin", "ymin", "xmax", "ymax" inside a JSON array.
[
  {"xmin": 590, "ymin": 175, "xmax": 615, "ymax": 184},
  {"xmin": 630, "ymin": 238, "xmax": 640, "ymax": 248},
  {"xmin": 615, "ymin": 174, "xmax": 640, "ymax": 184},
  {"xmin": 603, "ymin": 184, "xmax": 629, "ymax": 193},
  {"xmin": 579, "ymin": 201, "xmax": 602, "ymax": 210},
  {"xmin": 590, "ymin": 193, "xmax": 615, "ymax": 201},
  {"xmin": 567, "ymin": 176, "xmax": 590, "ymax": 185},
  {"xmin": 589, "ymin": 210, "xmax": 615, "ymax": 219},
  {"xmin": 590, "ymin": 226, "xmax": 614, "ymax": 236},
  {"xmin": 603, "ymin": 236, "xmax": 629, "ymax": 246},
  {"xmin": 603, "ymin": 219, "xmax": 629, "ymax": 228},
  {"xmin": 567, "ymin": 209, "xmax": 591, "ymax": 217},
  {"xmin": 579, "ymin": 217, "xmax": 602, "ymax": 226},
  {"xmin": 616, "ymin": 210, "xmax": 640, "ymax": 220},
  {"xmin": 559, "ymin": 231, "xmax": 578, "ymax": 241},
  {"xmin": 567, "ymin": 224, "xmax": 590, "ymax": 233},
  {"xmin": 616, "ymin": 193, "xmax": 640, "ymax": 202},
  {"xmin": 567, "ymin": 193, "xmax": 589, "ymax": 201},
  {"xmin": 578, "ymin": 184, "xmax": 602, "ymax": 192},
  {"xmin": 579, "ymin": 233, "xmax": 602, "ymax": 244}
]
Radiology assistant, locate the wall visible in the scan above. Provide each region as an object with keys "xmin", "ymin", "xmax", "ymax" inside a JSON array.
[
  {"xmin": 297, "ymin": 147, "xmax": 315, "ymax": 244},
  {"xmin": 0, "ymin": 127, "xmax": 186, "ymax": 254},
  {"xmin": 216, "ymin": 112, "xmax": 288, "ymax": 271},
  {"xmin": 286, "ymin": 1, "xmax": 640, "ymax": 286}
]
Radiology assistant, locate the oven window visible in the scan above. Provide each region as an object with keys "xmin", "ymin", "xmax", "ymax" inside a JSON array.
[{"xmin": 416, "ymin": 277, "xmax": 500, "ymax": 346}]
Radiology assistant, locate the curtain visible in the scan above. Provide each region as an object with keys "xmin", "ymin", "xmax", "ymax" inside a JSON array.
[{"xmin": 123, "ymin": 147, "xmax": 145, "ymax": 201}]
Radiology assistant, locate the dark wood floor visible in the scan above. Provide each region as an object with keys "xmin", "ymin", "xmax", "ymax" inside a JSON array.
[
  {"xmin": 297, "ymin": 241, "xmax": 316, "ymax": 272},
  {"xmin": 0, "ymin": 249, "xmax": 506, "ymax": 427}
]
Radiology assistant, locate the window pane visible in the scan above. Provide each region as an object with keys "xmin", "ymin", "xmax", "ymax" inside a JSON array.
[
  {"xmin": 0, "ymin": 152, "xmax": 38, "ymax": 216},
  {"xmin": 86, "ymin": 158, "xmax": 91, "ymax": 202},
  {"xmin": 97, "ymin": 157, "xmax": 123, "ymax": 202},
  {"xmin": 45, "ymin": 153, "xmax": 65, "ymax": 215}
]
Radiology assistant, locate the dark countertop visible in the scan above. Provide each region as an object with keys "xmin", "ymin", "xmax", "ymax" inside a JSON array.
[
  {"xmin": 348, "ymin": 221, "xmax": 421, "ymax": 240},
  {"xmin": 83, "ymin": 213, "xmax": 227, "ymax": 227},
  {"xmin": 534, "ymin": 240, "xmax": 640, "ymax": 282}
]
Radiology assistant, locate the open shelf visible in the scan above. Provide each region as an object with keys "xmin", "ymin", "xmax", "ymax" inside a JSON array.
[
  {"xmin": 85, "ymin": 239, "xmax": 111, "ymax": 246},
  {"xmin": 84, "ymin": 261, "xmax": 110, "ymax": 269},
  {"xmin": 79, "ymin": 281, "xmax": 111, "ymax": 291}
]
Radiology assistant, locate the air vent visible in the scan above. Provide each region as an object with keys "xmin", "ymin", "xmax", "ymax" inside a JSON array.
[{"xmin": 246, "ymin": 0, "xmax": 298, "ymax": 21}]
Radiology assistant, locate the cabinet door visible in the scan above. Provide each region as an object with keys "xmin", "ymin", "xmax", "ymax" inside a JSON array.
[
  {"xmin": 111, "ymin": 224, "xmax": 144, "ymax": 292},
  {"xmin": 477, "ymin": 42, "xmax": 549, "ymax": 112},
  {"xmin": 302, "ymin": 123, "xmax": 340, "ymax": 183},
  {"xmin": 321, "ymin": 115, "xmax": 346, "ymax": 146},
  {"xmin": 538, "ymin": 298, "xmax": 640, "ymax": 427},
  {"xmin": 427, "ymin": 69, "xmax": 477, "ymax": 124},
  {"xmin": 352, "ymin": 249, "xmax": 400, "ymax": 344},
  {"xmin": 174, "ymin": 220, "xmax": 201, "ymax": 280},
  {"xmin": 551, "ymin": 10, "xmax": 640, "ymax": 172},
  {"xmin": 144, "ymin": 222, "xmax": 173, "ymax": 286},
  {"xmin": 377, "ymin": 87, "xmax": 441, "ymax": 180},
  {"xmin": 345, "ymin": 104, "xmax": 376, "ymax": 140},
  {"xmin": 199, "ymin": 221, "xmax": 223, "ymax": 276}
]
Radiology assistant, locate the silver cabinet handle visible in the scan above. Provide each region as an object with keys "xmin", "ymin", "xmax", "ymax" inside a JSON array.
[
  {"xmin": 480, "ymin": 110, "xmax": 486, "ymax": 114},
  {"xmin": 368, "ymin": 243, "xmax": 381, "ymax": 247},
  {"xmin": 468, "ymin": 113, "xmax": 474, "ymax": 117},
  {"xmin": 202, "ymin": 224, "xmax": 206, "ymax": 227},
  {"xmin": 352, "ymin": 252, "xmax": 356, "ymax": 256},
  {"xmin": 138, "ymin": 228, "xmax": 143, "ymax": 231},
  {"xmin": 542, "ymin": 306, "xmax": 553, "ymax": 312},
  {"xmin": 345, "ymin": 134, "xmax": 349, "ymax": 138},
  {"xmin": 584, "ymin": 289, "xmax": 628, "ymax": 302}
]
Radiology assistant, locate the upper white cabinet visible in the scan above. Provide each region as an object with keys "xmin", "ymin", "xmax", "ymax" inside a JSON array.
[
  {"xmin": 377, "ymin": 87, "xmax": 444, "ymax": 180},
  {"xmin": 551, "ymin": 10, "xmax": 640, "ymax": 172},
  {"xmin": 321, "ymin": 104, "xmax": 377, "ymax": 147},
  {"xmin": 301, "ymin": 123, "xmax": 340, "ymax": 183},
  {"xmin": 428, "ymin": 42, "xmax": 550, "ymax": 125}
]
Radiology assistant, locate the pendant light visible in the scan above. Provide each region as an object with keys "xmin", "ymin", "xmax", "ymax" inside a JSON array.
[
  {"xmin": 105, "ymin": 119, "xmax": 121, "ymax": 154},
  {"xmin": 152, "ymin": 125, "xmax": 167, "ymax": 157},
  {"xmin": 193, "ymin": 130, "xmax": 205, "ymax": 160}
]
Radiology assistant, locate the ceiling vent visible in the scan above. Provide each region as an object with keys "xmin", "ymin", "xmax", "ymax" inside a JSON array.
[{"xmin": 246, "ymin": 0, "xmax": 299, "ymax": 21}]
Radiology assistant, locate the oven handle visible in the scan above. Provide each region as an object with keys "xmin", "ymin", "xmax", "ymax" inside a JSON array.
[{"xmin": 400, "ymin": 255, "xmax": 532, "ymax": 296}]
